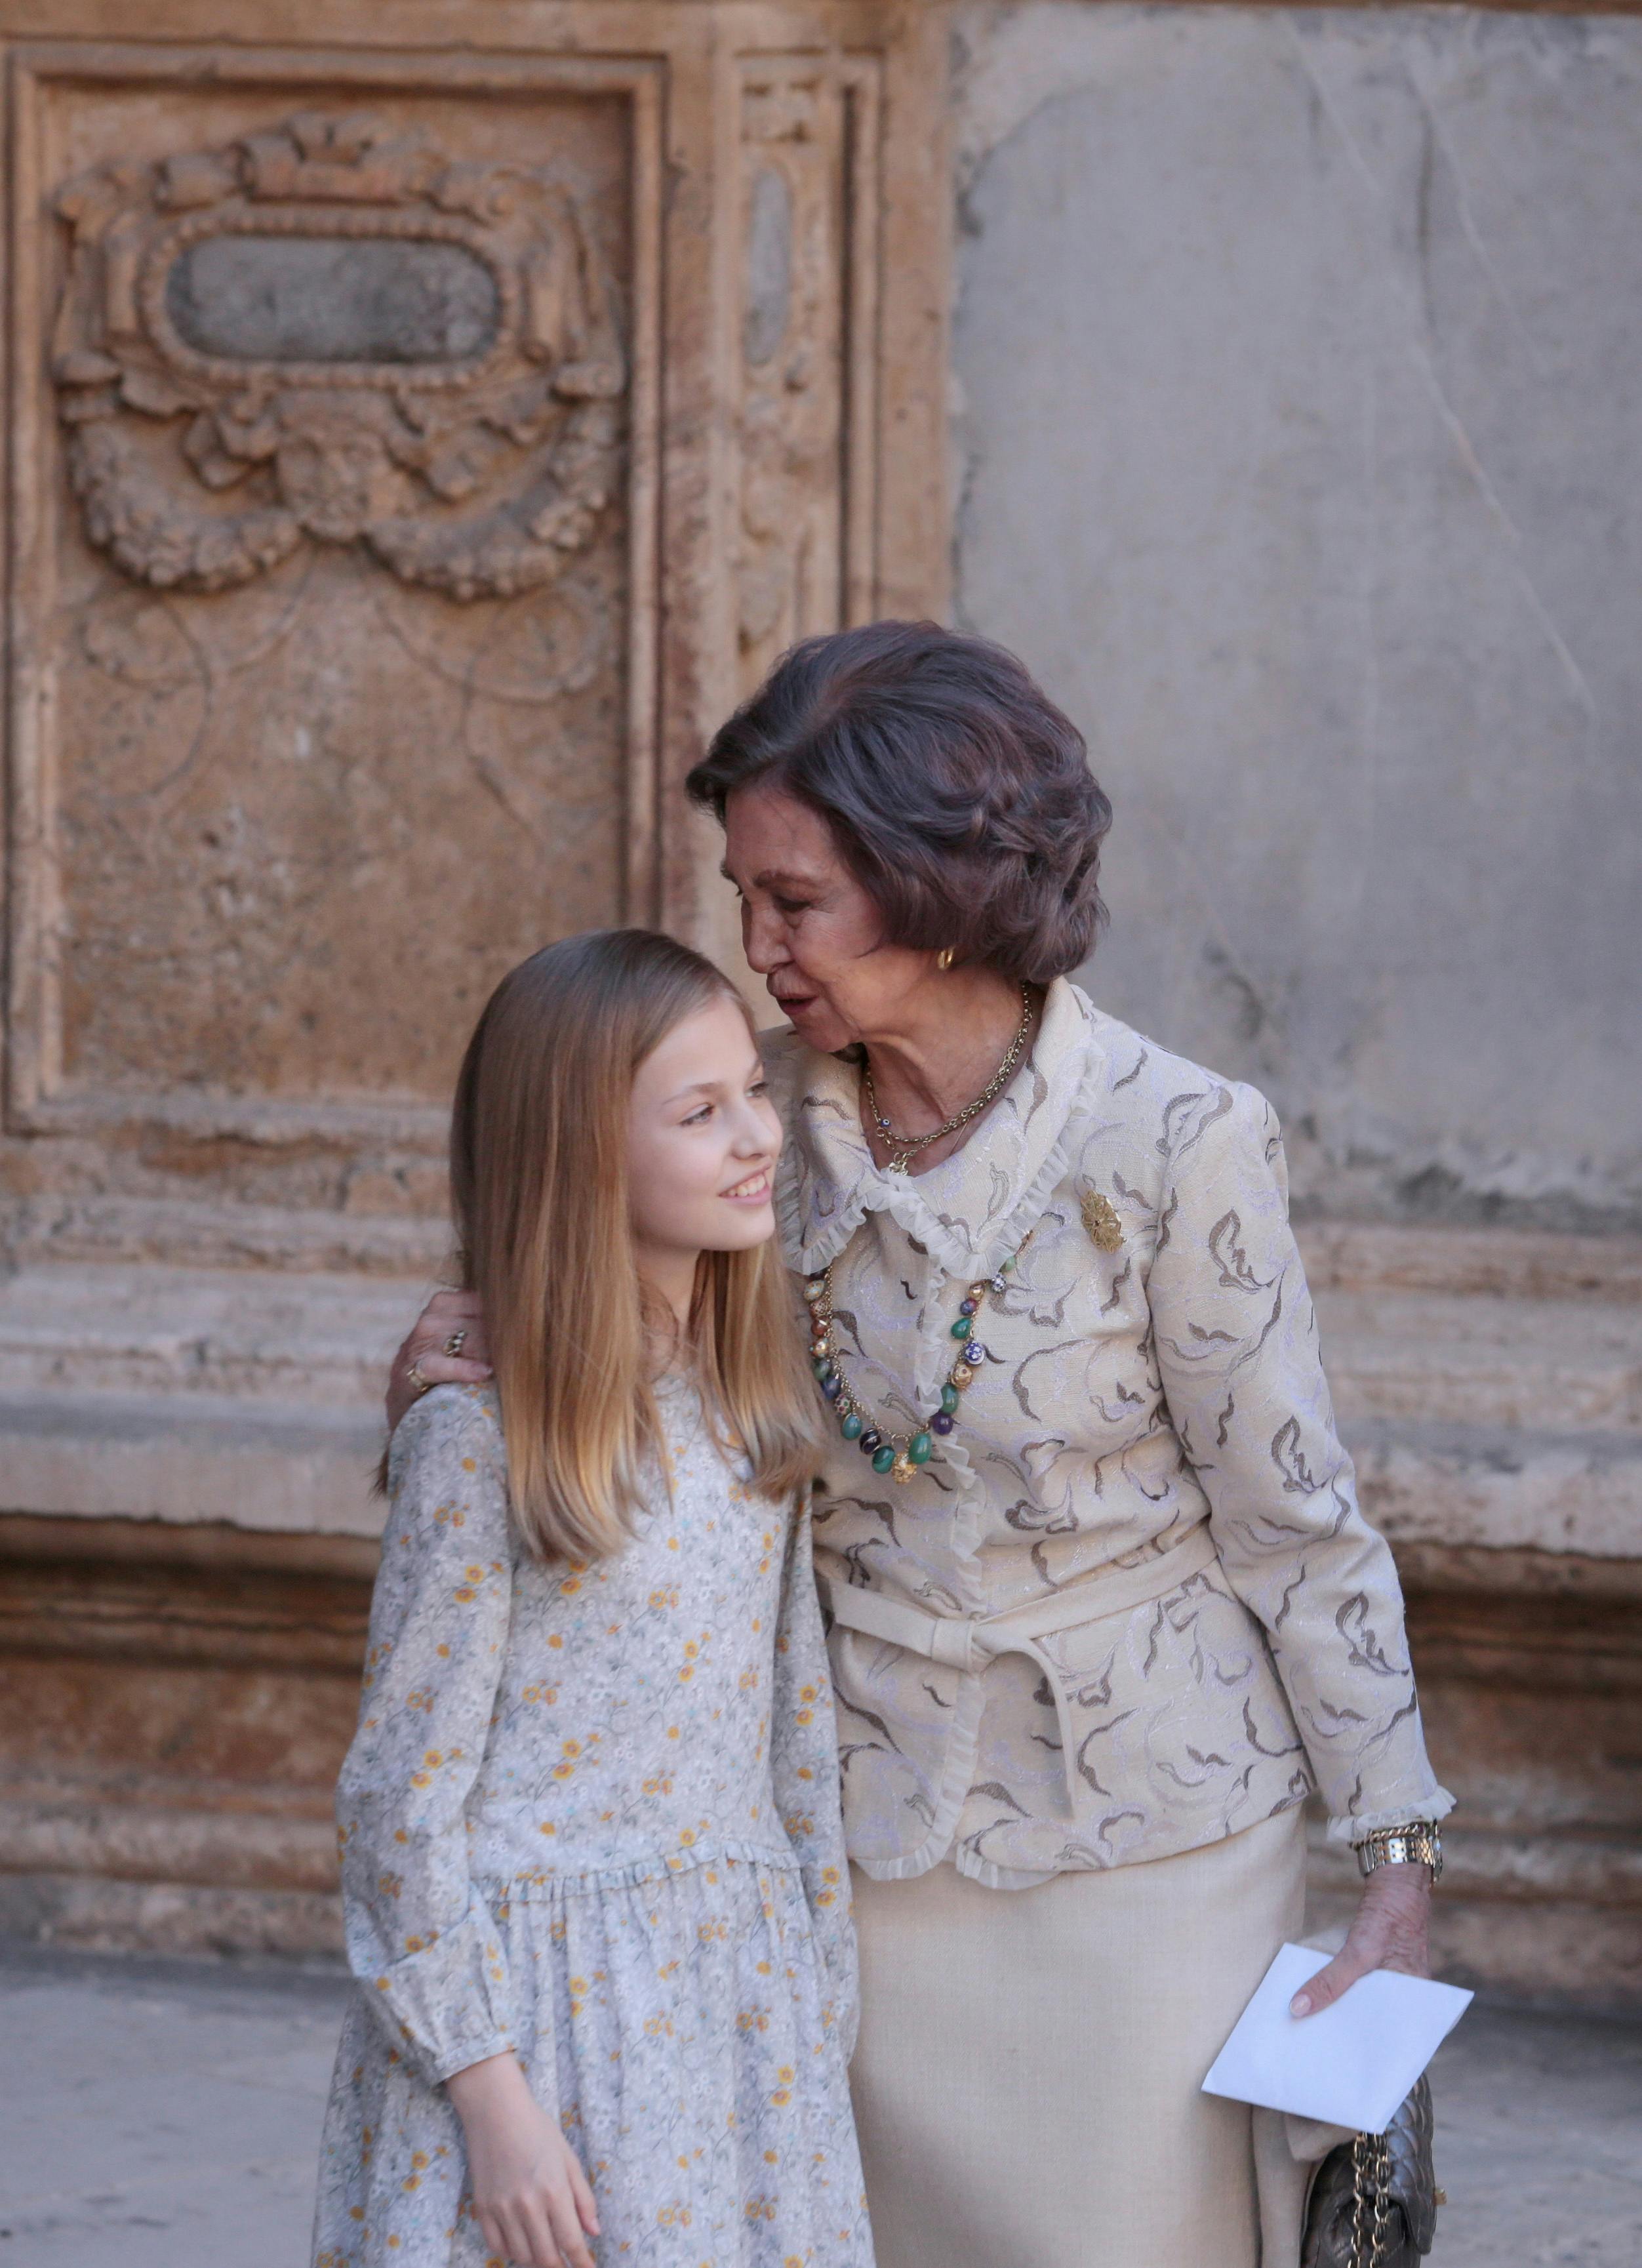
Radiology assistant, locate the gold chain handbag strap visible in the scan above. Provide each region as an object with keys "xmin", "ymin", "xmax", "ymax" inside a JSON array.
[
  {"xmin": 1306, "ymin": 2079, "xmax": 1439, "ymax": 2267},
  {"xmin": 1350, "ymin": 2133, "xmax": 1398, "ymax": 2267}
]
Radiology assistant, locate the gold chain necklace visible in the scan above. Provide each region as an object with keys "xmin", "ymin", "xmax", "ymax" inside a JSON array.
[{"xmin": 861, "ymin": 984, "xmax": 1034, "ymax": 1174}]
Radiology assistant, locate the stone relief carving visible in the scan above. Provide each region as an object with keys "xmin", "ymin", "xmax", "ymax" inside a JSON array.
[
  {"xmin": 736, "ymin": 71, "xmax": 847, "ymax": 693},
  {"xmin": 50, "ymin": 110, "xmax": 627, "ymax": 598},
  {"xmin": 734, "ymin": 65, "xmax": 879, "ymax": 697}
]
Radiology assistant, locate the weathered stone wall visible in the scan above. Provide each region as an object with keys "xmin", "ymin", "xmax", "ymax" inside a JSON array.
[
  {"xmin": 952, "ymin": 3, "xmax": 1642, "ymax": 2005},
  {"xmin": 3, "ymin": 0, "xmax": 1636, "ymax": 2005},
  {"xmin": 954, "ymin": 3, "xmax": 1641, "ymax": 1234}
]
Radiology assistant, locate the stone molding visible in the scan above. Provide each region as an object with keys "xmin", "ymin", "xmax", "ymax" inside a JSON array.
[
  {"xmin": 734, "ymin": 55, "xmax": 883, "ymax": 691},
  {"xmin": 0, "ymin": 1510, "xmax": 365, "ymax": 1957},
  {"xmin": 52, "ymin": 108, "xmax": 627, "ymax": 599}
]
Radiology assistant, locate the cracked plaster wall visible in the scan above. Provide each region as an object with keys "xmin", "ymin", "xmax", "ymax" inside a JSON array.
[{"xmin": 952, "ymin": 5, "xmax": 1641, "ymax": 1231}]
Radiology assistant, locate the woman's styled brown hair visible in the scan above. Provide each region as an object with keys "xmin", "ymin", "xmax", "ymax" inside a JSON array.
[
  {"xmin": 685, "ymin": 620, "xmax": 1113, "ymax": 984},
  {"xmin": 450, "ymin": 929, "xmax": 819, "ymax": 1564}
]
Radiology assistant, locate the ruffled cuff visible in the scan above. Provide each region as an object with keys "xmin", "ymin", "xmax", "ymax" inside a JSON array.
[
  {"xmin": 349, "ymin": 1896, "xmax": 519, "ymax": 2087},
  {"xmin": 1327, "ymin": 1785, "xmax": 1456, "ymax": 1850}
]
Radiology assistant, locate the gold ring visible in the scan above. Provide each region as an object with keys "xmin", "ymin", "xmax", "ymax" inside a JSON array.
[{"xmin": 407, "ymin": 1356, "xmax": 432, "ymax": 1398}]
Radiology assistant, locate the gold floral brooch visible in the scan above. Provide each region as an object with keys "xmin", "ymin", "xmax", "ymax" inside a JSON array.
[{"xmin": 1080, "ymin": 1189, "xmax": 1124, "ymax": 1252}]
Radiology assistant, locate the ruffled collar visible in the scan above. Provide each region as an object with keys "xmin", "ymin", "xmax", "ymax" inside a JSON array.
[{"xmin": 772, "ymin": 977, "xmax": 1109, "ymax": 1278}]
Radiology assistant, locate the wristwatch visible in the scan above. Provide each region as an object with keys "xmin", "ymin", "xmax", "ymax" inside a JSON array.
[{"xmin": 1356, "ymin": 1821, "xmax": 1443, "ymax": 1882}]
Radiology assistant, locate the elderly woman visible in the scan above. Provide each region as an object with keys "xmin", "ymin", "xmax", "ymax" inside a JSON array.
[{"xmin": 393, "ymin": 621, "xmax": 1452, "ymax": 2268}]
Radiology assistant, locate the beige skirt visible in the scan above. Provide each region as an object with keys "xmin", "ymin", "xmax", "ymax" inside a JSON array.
[{"xmin": 849, "ymin": 1808, "xmax": 1321, "ymax": 2268}]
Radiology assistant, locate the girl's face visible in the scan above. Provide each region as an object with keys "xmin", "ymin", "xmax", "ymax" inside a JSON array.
[
  {"xmin": 722, "ymin": 779, "xmax": 936, "ymax": 1055},
  {"xmin": 626, "ymin": 994, "xmax": 782, "ymax": 1273}
]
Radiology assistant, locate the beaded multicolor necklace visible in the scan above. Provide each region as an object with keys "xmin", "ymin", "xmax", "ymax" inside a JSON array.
[{"xmin": 804, "ymin": 1228, "xmax": 1035, "ymax": 1484}]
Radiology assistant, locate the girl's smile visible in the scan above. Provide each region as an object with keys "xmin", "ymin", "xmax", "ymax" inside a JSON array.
[{"xmin": 626, "ymin": 993, "xmax": 782, "ymax": 1324}]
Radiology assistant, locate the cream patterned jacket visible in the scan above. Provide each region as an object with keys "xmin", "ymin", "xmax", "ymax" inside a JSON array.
[{"xmin": 765, "ymin": 980, "xmax": 1452, "ymax": 1891}]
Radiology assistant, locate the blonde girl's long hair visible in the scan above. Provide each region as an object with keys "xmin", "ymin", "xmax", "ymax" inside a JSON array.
[{"xmin": 449, "ymin": 928, "xmax": 820, "ymax": 1562}]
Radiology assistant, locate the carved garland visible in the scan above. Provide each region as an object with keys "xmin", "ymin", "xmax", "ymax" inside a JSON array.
[{"xmin": 50, "ymin": 110, "xmax": 628, "ymax": 599}]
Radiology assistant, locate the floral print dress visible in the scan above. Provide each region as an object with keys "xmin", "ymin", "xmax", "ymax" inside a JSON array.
[{"xmin": 312, "ymin": 1379, "xmax": 870, "ymax": 2268}]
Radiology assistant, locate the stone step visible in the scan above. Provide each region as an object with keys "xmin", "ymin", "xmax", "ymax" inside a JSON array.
[
  {"xmin": 0, "ymin": 1869, "xmax": 344, "ymax": 1960},
  {"xmin": 7, "ymin": 1266, "xmax": 1630, "ymax": 1418},
  {"xmin": 3, "ymin": 1192, "xmax": 451, "ymax": 1277},
  {"xmin": 1, "ymin": 1256, "xmax": 1637, "ymax": 1551},
  {"xmin": 3, "ymin": 1394, "xmax": 1632, "ymax": 1556},
  {"xmin": 0, "ymin": 1388, "xmax": 384, "ymax": 1535},
  {"xmin": 1317, "ymin": 1286, "xmax": 1642, "ymax": 1433},
  {"xmin": 0, "ymin": 1793, "xmax": 338, "ymax": 1895},
  {"xmin": 1346, "ymin": 1415, "xmax": 1642, "ymax": 1560},
  {"xmin": 0, "ymin": 1261, "xmax": 421, "ymax": 1408}
]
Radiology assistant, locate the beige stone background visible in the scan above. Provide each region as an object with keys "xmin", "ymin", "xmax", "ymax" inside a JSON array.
[{"xmin": 0, "ymin": 0, "xmax": 1636, "ymax": 2061}]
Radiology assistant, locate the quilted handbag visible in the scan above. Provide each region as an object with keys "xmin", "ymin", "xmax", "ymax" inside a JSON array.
[{"xmin": 1300, "ymin": 2076, "xmax": 1440, "ymax": 2267}]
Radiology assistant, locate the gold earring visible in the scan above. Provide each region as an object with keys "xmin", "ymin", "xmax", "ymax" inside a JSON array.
[{"xmin": 936, "ymin": 946, "xmax": 957, "ymax": 972}]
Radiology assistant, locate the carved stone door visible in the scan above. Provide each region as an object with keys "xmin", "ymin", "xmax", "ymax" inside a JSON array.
[{"xmin": 0, "ymin": 3, "xmax": 944, "ymax": 1952}]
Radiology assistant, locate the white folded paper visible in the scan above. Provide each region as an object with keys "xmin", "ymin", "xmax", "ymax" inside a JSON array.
[{"xmin": 1201, "ymin": 1943, "xmax": 1473, "ymax": 2135}]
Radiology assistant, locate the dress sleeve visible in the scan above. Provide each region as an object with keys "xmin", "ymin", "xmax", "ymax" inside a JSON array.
[
  {"xmin": 771, "ymin": 1495, "xmax": 861, "ymax": 2059},
  {"xmin": 1147, "ymin": 1083, "xmax": 1454, "ymax": 1846},
  {"xmin": 336, "ymin": 1387, "xmax": 521, "ymax": 2084}
]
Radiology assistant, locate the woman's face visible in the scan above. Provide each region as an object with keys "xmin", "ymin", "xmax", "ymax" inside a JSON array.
[
  {"xmin": 722, "ymin": 780, "xmax": 937, "ymax": 1053},
  {"xmin": 626, "ymin": 994, "xmax": 782, "ymax": 1272}
]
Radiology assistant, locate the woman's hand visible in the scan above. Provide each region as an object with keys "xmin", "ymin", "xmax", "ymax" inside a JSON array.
[
  {"xmin": 1291, "ymin": 1861, "xmax": 1432, "ymax": 2017},
  {"xmin": 446, "ymin": 2051, "xmax": 599, "ymax": 2268},
  {"xmin": 387, "ymin": 1289, "xmax": 492, "ymax": 1432}
]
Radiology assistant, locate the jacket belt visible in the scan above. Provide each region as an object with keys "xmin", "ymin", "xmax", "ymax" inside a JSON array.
[{"xmin": 817, "ymin": 1523, "xmax": 1222, "ymax": 1806}]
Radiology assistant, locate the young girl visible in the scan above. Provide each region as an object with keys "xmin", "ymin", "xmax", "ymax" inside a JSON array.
[{"xmin": 312, "ymin": 929, "xmax": 871, "ymax": 2268}]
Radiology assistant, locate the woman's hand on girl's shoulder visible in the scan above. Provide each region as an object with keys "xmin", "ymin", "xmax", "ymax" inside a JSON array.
[
  {"xmin": 446, "ymin": 2051, "xmax": 600, "ymax": 2268},
  {"xmin": 388, "ymin": 1289, "xmax": 493, "ymax": 1432}
]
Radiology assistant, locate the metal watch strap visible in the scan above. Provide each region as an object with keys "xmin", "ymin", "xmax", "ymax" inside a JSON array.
[{"xmin": 1355, "ymin": 1821, "xmax": 1443, "ymax": 1882}]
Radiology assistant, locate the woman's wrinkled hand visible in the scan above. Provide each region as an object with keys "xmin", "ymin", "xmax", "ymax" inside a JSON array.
[
  {"xmin": 1291, "ymin": 1861, "xmax": 1432, "ymax": 2018},
  {"xmin": 386, "ymin": 1287, "xmax": 492, "ymax": 1432},
  {"xmin": 447, "ymin": 2052, "xmax": 599, "ymax": 2268}
]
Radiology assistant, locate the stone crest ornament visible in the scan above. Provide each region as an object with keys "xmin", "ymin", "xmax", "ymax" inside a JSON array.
[
  {"xmin": 50, "ymin": 110, "xmax": 626, "ymax": 597},
  {"xmin": 1081, "ymin": 1188, "xmax": 1125, "ymax": 1252}
]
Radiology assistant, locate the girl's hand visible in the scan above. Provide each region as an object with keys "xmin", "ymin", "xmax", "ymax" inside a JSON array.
[
  {"xmin": 388, "ymin": 1289, "xmax": 492, "ymax": 1431},
  {"xmin": 447, "ymin": 2052, "xmax": 599, "ymax": 2268},
  {"xmin": 1290, "ymin": 1861, "xmax": 1432, "ymax": 2017}
]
